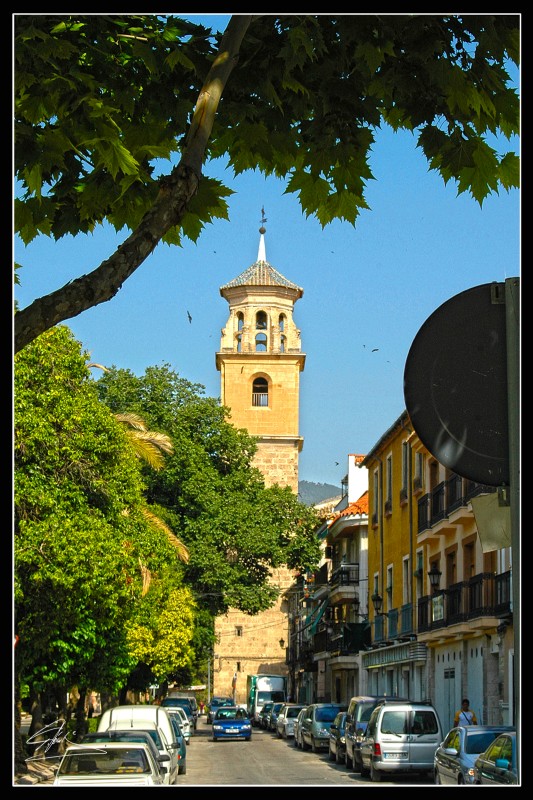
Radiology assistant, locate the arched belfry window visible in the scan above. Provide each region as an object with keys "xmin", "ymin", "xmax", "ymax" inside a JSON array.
[
  {"xmin": 256, "ymin": 311, "xmax": 267, "ymax": 330},
  {"xmin": 279, "ymin": 314, "xmax": 285, "ymax": 332},
  {"xmin": 252, "ymin": 377, "xmax": 269, "ymax": 407},
  {"xmin": 236, "ymin": 333, "xmax": 242, "ymax": 353},
  {"xmin": 255, "ymin": 333, "xmax": 267, "ymax": 352},
  {"xmin": 280, "ymin": 335, "xmax": 286, "ymax": 353},
  {"xmin": 237, "ymin": 312, "xmax": 244, "ymax": 331}
]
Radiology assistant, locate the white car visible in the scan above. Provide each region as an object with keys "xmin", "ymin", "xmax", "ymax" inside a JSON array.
[
  {"xmin": 97, "ymin": 705, "xmax": 180, "ymax": 784},
  {"xmin": 165, "ymin": 705, "xmax": 192, "ymax": 744},
  {"xmin": 54, "ymin": 741, "xmax": 165, "ymax": 786}
]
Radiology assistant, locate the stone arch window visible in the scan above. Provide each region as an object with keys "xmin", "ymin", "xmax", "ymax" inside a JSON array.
[
  {"xmin": 255, "ymin": 333, "xmax": 267, "ymax": 352},
  {"xmin": 236, "ymin": 333, "xmax": 242, "ymax": 353},
  {"xmin": 237, "ymin": 312, "xmax": 244, "ymax": 331},
  {"xmin": 278, "ymin": 313, "xmax": 286, "ymax": 332},
  {"xmin": 280, "ymin": 334, "xmax": 286, "ymax": 353},
  {"xmin": 256, "ymin": 310, "xmax": 267, "ymax": 330},
  {"xmin": 252, "ymin": 377, "xmax": 269, "ymax": 407}
]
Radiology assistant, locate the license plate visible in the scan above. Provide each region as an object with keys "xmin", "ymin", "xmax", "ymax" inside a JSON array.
[
  {"xmin": 227, "ymin": 728, "xmax": 238, "ymax": 733},
  {"xmin": 383, "ymin": 752, "xmax": 408, "ymax": 760}
]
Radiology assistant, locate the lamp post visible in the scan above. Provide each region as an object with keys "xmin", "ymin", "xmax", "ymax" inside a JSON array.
[
  {"xmin": 371, "ymin": 592, "xmax": 383, "ymax": 615},
  {"xmin": 428, "ymin": 563, "xmax": 442, "ymax": 592}
]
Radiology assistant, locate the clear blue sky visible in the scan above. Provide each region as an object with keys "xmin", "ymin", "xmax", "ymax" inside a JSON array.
[{"xmin": 14, "ymin": 14, "xmax": 520, "ymax": 489}]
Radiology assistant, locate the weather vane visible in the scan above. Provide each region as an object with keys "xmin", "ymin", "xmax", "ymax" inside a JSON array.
[{"xmin": 259, "ymin": 206, "xmax": 267, "ymax": 233}]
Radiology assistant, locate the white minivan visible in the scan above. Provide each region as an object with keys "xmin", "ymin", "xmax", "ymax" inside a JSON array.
[
  {"xmin": 360, "ymin": 699, "xmax": 444, "ymax": 783},
  {"xmin": 97, "ymin": 704, "xmax": 180, "ymax": 784}
]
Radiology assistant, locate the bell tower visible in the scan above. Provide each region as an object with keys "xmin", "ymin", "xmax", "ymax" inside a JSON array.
[
  {"xmin": 212, "ymin": 215, "xmax": 306, "ymax": 704},
  {"xmin": 216, "ymin": 215, "xmax": 305, "ymax": 491}
]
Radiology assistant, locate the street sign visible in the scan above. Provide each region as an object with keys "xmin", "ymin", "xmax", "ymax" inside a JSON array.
[{"xmin": 404, "ymin": 282, "xmax": 509, "ymax": 486}]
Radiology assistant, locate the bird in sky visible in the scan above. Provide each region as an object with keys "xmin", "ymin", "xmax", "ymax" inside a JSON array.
[
  {"xmin": 372, "ymin": 348, "xmax": 379, "ymax": 352},
  {"xmin": 187, "ymin": 310, "xmax": 192, "ymax": 323}
]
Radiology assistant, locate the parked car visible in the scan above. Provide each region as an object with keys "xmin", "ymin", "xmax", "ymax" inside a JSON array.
[
  {"xmin": 267, "ymin": 701, "xmax": 285, "ymax": 732},
  {"xmin": 434, "ymin": 725, "xmax": 515, "ymax": 785},
  {"xmin": 345, "ymin": 694, "xmax": 407, "ymax": 772},
  {"xmin": 53, "ymin": 741, "xmax": 165, "ymax": 786},
  {"xmin": 206, "ymin": 696, "xmax": 234, "ymax": 724},
  {"xmin": 276, "ymin": 703, "xmax": 305, "ymax": 739},
  {"xmin": 97, "ymin": 704, "xmax": 180, "ymax": 784},
  {"xmin": 212, "ymin": 705, "xmax": 252, "ymax": 741},
  {"xmin": 328, "ymin": 711, "xmax": 348, "ymax": 764},
  {"xmin": 166, "ymin": 691, "xmax": 199, "ymax": 728},
  {"xmin": 300, "ymin": 703, "xmax": 347, "ymax": 753},
  {"xmin": 293, "ymin": 707, "xmax": 308, "ymax": 749},
  {"xmin": 360, "ymin": 699, "xmax": 443, "ymax": 782},
  {"xmin": 166, "ymin": 713, "xmax": 188, "ymax": 773},
  {"xmin": 258, "ymin": 702, "xmax": 274, "ymax": 729},
  {"xmin": 164, "ymin": 705, "xmax": 192, "ymax": 744},
  {"xmin": 80, "ymin": 729, "xmax": 170, "ymax": 779},
  {"xmin": 474, "ymin": 731, "xmax": 518, "ymax": 785},
  {"xmin": 161, "ymin": 696, "xmax": 197, "ymax": 731}
]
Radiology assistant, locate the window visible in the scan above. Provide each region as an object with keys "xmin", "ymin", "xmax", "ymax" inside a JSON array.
[
  {"xmin": 280, "ymin": 334, "xmax": 286, "ymax": 353},
  {"xmin": 402, "ymin": 442, "xmax": 409, "ymax": 492},
  {"xmin": 256, "ymin": 311, "xmax": 267, "ymax": 329},
  {"xmin": 255, "ymin": 333, "xmax": 267, "ymax": 352},
  {"xmin": 278, "ymin": 314, "xmax": 285, "ymax": 332},
  {"xmin": 236, "ymin": 333, "xmax": 242, "ymax": 353},
  {"xmin": 386, "ymin": 455, "xmax": 392, "ymax": 504},
  {"xmin": 372, "ymin": 470, "xmax": 379, "ymax": 520},
  {"xmin": 235, "ymin": 626, "xmax": 243, "ymax": 637},
  {"xmin": 414, "ymin": 452, "xmax": 424, "ymax": 490},
  {"xmin": 252, "ymin": 377, "xmax": 268, "ymax": 406},
  {"xmin": 237, "ymin": 312, "xmax": 244, "ymax": 331}
]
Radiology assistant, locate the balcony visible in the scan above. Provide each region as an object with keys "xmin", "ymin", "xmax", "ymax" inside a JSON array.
[
  {"xmin": 312, "ymin": 622, "xmax": 370, "ymax": 655},
  {"xmin": 416, "ymin": 570, "xmax": 512, "ymax": 633},
  {"xmin": 417, "ymin": 480, "xmax": 497, "ymax": 534}
]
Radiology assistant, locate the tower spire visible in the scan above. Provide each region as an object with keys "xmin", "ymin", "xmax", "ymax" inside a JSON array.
[{"xmin": 258, "ymin": 207, "xmax": 267, "ymax": 262}]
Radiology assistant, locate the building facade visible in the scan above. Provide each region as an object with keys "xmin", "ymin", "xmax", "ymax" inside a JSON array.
[{"xmin": 212, "ymin": 224, "xmax": 305, "ymax": 703}]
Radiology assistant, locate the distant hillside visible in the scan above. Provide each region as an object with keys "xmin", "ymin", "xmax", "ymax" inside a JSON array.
[{"xmin": 298, "ymin": 480, "xmax": 341, "ymax": 507}]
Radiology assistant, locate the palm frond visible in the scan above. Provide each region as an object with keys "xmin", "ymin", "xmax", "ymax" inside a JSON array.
[{"xmin": 142, "ymin": 508, "xmax": 190, "ymax": 563}]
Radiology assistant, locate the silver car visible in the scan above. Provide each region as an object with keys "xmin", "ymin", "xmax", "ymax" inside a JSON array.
[
  {"xmin": 276, "ymin": 704, "xmax": 305, "ymax": 739},
  {"xmin": 434, "ymin": 725, "xmax": 515, "ymax": 785}
]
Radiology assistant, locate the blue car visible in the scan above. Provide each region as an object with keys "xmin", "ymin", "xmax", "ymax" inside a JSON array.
[{"xmin": 212, "ymin": 706, "xmax": 252, "ymax": 742}]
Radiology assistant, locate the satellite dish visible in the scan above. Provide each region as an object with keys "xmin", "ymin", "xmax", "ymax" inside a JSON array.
[{"xmin": 404, "ymin": 282, "xmax": 509, "ymax": 486}]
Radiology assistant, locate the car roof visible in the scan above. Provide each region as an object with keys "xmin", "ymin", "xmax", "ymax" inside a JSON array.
[{"xmin": 65, "ymin": 741, "xmax": 153, "ymax": 754}]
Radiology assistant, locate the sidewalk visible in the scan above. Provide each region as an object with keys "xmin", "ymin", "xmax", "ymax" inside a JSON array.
[{"xmin": 14, "ymin": 759, "xmax": 57, "ymax": 786}]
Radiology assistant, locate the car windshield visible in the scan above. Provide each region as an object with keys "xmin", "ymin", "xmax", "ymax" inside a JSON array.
[
  {"xmin": 216, "ymin": 708, "xmax": 246, "ymax": 720},
  {"xmin": 316, "ymin": 707, "xmax": 341, "ymax": 722},
  {"xmin": 59, "ymin": 748, "xmax": 150, "ymax": 776},
  {"xmin": 287, "ymin": 707, "xmax": 302, "ymax": 718}
]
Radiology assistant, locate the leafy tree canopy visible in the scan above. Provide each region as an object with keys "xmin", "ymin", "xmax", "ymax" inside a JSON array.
[
  {"xmin": 95, "ymin": 363, "xmax": 322, "ymax": 615},
  {"xmin": 14, "ymin": 14, "xmax": 520, "ymax": 351},
  {"xmin": 14, "ymin": 327, "xmax": 194, "ymax": 694}
]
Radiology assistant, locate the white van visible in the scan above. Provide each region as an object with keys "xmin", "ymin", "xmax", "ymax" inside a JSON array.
[
  {"xmin": 359, "ymin": 699, "xmax": 444, "ymax": 782},
  {"xmin": 97, "ymin": 704, "xmax": 180, "ymax": 784}
]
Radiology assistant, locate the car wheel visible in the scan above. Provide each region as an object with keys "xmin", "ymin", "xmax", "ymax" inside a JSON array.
[
  {"xmin": 179, "ymin": 764, "xmax": 186, "ymax": 775},
  {"xmin": 276, "ymin": 729, "xmax": 282, "ymax": 739},
  {"xmin": 212, "ymin": 736, "xmax": 217, "ymax": 742},
  {"xmin": 328, "ymin": 744, "xmax": 336, "ymax": 762},
  {"xmin": 335, "ymin": 748, "xmax": 343, "ymax": 765},
  {"xmin": 311, "ymin": 737, "xmax": 319, "ymax": 754},
  {"xmin": 352, "ymin": 752, "xmax": 362, "ymax": 774},
  {"xmin": 301, "ymin": 736, "xmax": 310, "ymax": 751},
  {"xmin": 360, "ymin": 759, "xmax": 370, "ymax": 779},
  {"xmin": 345, "ymin": 749, "xmax": 352, "ymax": 769},
  {"xmin": 435, "ymin": 768, "xmax": 441, "ymax": 785},
  {"xmin": 370, "ymin": 760, "xmax": 382, "ymax": 782}
]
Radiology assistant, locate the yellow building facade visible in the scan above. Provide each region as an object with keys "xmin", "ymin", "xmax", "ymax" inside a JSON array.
[{"xmin": 212, "ymin": 225, "xmax": 305, "ymax": 703}]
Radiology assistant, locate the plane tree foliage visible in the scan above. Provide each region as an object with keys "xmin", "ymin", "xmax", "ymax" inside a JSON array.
[
  {"xmin": 14, "ymin": 326, "xmax": 196, "ymax": 701},
  {"xmin": 14, "ymin": 13, "xmax": 519, "ymax": 352},
  {"xmin": 95, "ymin": 363, "xmax": 323, "ymax": 617}
]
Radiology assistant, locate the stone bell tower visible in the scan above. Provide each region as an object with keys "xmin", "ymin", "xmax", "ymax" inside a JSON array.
[{"xmin": 212, "ymin": 214, "xmax": 306, "ymax": 703}]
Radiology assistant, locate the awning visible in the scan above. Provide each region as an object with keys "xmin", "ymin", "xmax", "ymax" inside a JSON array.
[{"xmin": 309, "ymin": 599, "xmax": 329, "ymax": 635}]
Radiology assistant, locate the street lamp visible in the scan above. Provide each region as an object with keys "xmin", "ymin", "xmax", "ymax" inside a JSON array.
[
  {"xmin": 353, "ymin": 594, "xmax": 360, "ymax": 617},
  {"xmin": 371, "ymin": 592, "xmax": 383, "ymax": 615},
  {"xmin": 428, "ymin": 563, "xmax": 442, "ymax": 592}
]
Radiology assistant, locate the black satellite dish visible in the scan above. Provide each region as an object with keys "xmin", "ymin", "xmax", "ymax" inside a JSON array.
[{"xmin": 404, "ymin": 282, "xmax": 509, "ymax": 487}]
